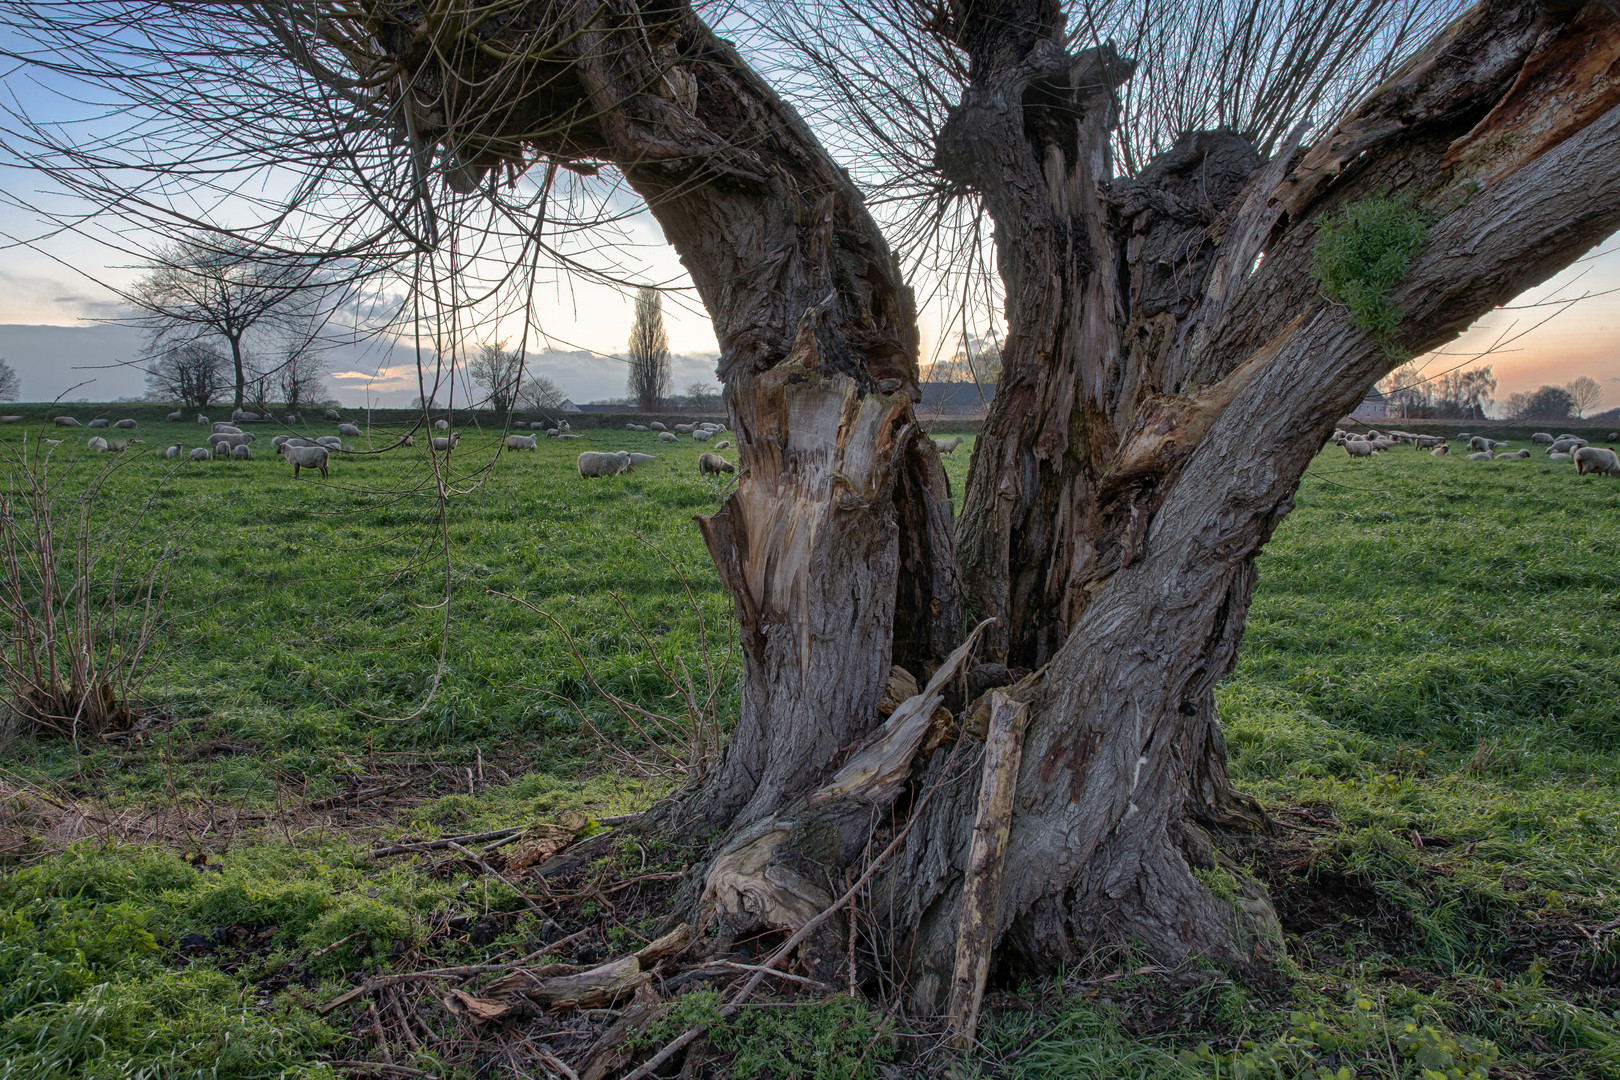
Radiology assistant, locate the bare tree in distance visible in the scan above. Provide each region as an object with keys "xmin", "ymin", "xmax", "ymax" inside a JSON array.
[
  {"xmin": 275, "ymin": 347, "xmax": 331, "ymax": 415},
  {"xmin": 517, "ymin": 373, "xmax": 567, "ymax": 413},
  {"xmin": 1506, "ymin": 384, "xmax": 1577, "ymax": 421},
  {"xmin": 627, "ymin": 288, "xmax": 671, "ymax": 412},
  {"xmin": 1568, "ymin": 375, "xmax": 1604, "ymax": 418},
  {"xmin": 143, "ymin": 341, "xmax": 228, "ymax": 409},
  {"xmin": 467, "ymin": 341, "xmax": 525, "ymax": 416},
  {"xmin": 1, "ymin": 0, "xmax": 1619, "ymax": 1031},
  {"xmin": 0, "ymin": 358, "xmax": 20, "ymax": 403},
  {"xmin": 129, "ymin": 235, "xmax": 332, "ymax": 411}
]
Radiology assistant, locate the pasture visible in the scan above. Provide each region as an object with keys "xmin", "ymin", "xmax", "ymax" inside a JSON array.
[{"xmin": 1, "ymin": 418, "xmax": 1618, "ymax": 1079}]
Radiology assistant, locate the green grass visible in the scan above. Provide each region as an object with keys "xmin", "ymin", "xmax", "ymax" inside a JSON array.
[{"xmin": 2, "ymin": 426, "xmax": 1617, "ymax": 1078}]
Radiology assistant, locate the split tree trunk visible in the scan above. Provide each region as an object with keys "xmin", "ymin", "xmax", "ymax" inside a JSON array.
[{"xmin": 335, "ymin": 0, "xmax": 1620, "ymax": 1006}]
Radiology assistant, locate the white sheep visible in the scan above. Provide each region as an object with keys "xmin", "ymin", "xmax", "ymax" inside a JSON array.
[
  {"xmin": 337, "ymin": 423, "xmax": 362, "ymax": 437},
  {"xmin": 627, "ymin": 452, "xmax": 657, "ymax": 468},
  {"xmin": 698, "ymin": 452, "xmax": 734, "ymax": 475},
  {"xmin": 577, "ymin": 450, "xmax": 631, "ymax": 478},
  {"xmin": 189, "ymin": 446, "xmax": 211, "ymax": 462},
  {"xmin": 715, "ymin": 439, "xmax": 731, "ymax": 450},
  {"xmin": 432, "ymin": 434, "xmax": 460, "ymax": 451},
  {"xmin": 324, "ymin": 409, "xmax": 342, "ymax": 421},
  {"xmin": 197, "ymin": 414, "xmax": 209, "ymax": 425},
  {"xmin": 658, "ymin": 431, "xmax": 678, "ymax": 443},
  {"xmin": 530, "ymin": 421, "xmax": 547, "ymax": 430},
  {"xmin": 315, "ymin": 436, "xmax": 343, "ymax": 450},
  {"xmin": 1531, "ymin": 433, "xmax": 1554, "ymax": 445},
  {"xmin": 1467, "ymin": 436, "xmax": 1492, "ymax": 452},
  {"xmin": 934, "ymin": 436, "xmax": 963, "ymax": 454},
  {"xmin": 434, "ymin": 419, "xmax": 449, "ymax": 431},
  {"xmin": 1344, "ymin": 440, "xmax": 1376, "ymax": 458},
  {"xmin": 167, "ymin": 410, "xmax": 183, "ymax": 422},
  {"xmin": 88, "ymin": 419, "xmax": 108, "ymax": 429},
  {"xmin": 1430, "ymin": 444, "xmax": 1450, "ymax": 457},
  {"xmin": 674, "ymin": 423, "xmax": 693, "ymax": 434},
  {"xmin": 86, "ymin": 436, "xmax": 109, "ymax": 452},
  {"xmin": 505, "ymin": 434, "xmax": 538, "ymax": 450},
  {"xmin": 1467, "ymin": 450, "xmax": 1494, "ymax": 460},
  {"xmin": 650, "ymin": 422, "xmax": 667, "ymax": 431},
  {"xmin": 232, "ymin": 444, "xmax": 252, "ymax": 460},
  {"xmin": 1574, "ymin": 446, "xmax": 1620, "ymax": 476},
  {"xmin": 285, "ymin": 413, "xmax": 300, "ymax": 423},
  {"xmin": 693, "ymin": 429, "xmax": 712, "ymax": 441},
  {"xmin": 272, "ymin": 435, "xmax": 290, "ymax": 450},
  {"xmin": 114, "ymin": 419, "xmax": 137, "ymax": 430},
  {"xmin": 547, "ymin": 428, "xmax": 560, "ymax": 438},
  {"xmin": 213, "ymin": 422, "xmax": 241, "ymax": 434},
  {"xmin": 279, "ymin": 442, "xmax": 329, "ymax": 479},
  {"xmin": 1549, "ymin": 451, "xmax": 1573, "ymax": 461},
  {"xmin": 164, "ymin": 444, "xmax": 181, "ymax": 459},
  {"xmin": 558, "ymin": 433, "xmax": 583, "ymax": 440}
]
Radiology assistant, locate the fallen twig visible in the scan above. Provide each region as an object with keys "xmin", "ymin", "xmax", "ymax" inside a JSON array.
[
  {"xmin": 308, "ymin": 780, "xmax": 413, "ymax": 812},
  {"xmin": 371, "ymin": 827, "xmax": 526, "ymax": 857},
  {"xmin": 445, "ymin": 841, "xmax": 564, "ymax": 933}
]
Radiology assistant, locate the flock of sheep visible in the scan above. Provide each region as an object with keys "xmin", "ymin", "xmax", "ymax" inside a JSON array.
[
  {"xmin": 577, "ymin": 419, "xmax": 737, "ymax": 478},
  {"xmin": 1332, "ymin": 427, "xmax": 1620, "ymax": 476}
]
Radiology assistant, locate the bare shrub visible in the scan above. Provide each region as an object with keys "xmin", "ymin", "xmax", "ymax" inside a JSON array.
[{"xmin": 0, "ymin": 437, "xmax": 175, "ymax": 741}]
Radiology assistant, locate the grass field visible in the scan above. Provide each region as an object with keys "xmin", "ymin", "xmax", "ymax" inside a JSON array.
[{"xmin": 1, "ymin": 418, "xmax": 1617, "ymax": 1079}]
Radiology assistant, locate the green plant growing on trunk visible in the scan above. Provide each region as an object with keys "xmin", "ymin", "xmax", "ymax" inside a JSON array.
[{"xmin": 1313, "ymin": 193, "xmax": 1432, "ymax": 355}]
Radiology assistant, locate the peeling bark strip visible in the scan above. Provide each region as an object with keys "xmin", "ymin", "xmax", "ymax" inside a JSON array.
[
  {"xmin": 947, "ymin": 692, "xmax": 1029, "ymax": 1048},
  {"xmin": 319, "ymin": 0, "xmax": 1620, "ymax": 1003}
]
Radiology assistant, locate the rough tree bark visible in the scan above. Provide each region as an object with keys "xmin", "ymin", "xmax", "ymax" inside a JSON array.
[{"xmin": 327, "ymin": 0, "xmax": 1620, "ymax": 1006}]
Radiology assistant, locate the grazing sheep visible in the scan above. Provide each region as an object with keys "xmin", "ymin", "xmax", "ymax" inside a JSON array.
[
  {"xmin": 1531, "ymin": 432, "xmax": 1554, "ymax": 444},
  {"xmin": 1413, "ymin": 435, "xmax": 1444, "ymax": 448},
  {"xmin": 0, "ymin": 416, "xmax": 20, "ymax": 424},
  {"xmin": 197, "ymin": 414, "xmax": 209, "ymax": 424},
  {"xmin": 1467, "ymin": 436, "xmax": 1491, "ymax": 452},
  {"xmin": 546, "ymin": 428, "xmax": 559, "ymax": 438},
  {"xmin": 934, "ymin": 436, "xmax": 963, "ymax": 454},
  {"xmin": 431, "ymin": 434, "xmax": 460, "ymax": 451},
  {"xmin": 505, "ymin": 434, "xmax": 538, "ymax": 450},
  {"xmin": 674, "ymin": 423, "xmax": 694, "ymax": 434},
  {"xmin": 337, "ymin": 423, "xmax": 361, "ymax": 437},
  {"xmin": 324, "ymin": 409, "xmax": 342, "ymax": 421},
  {"xmin": 285, "ymin": 413, "xmax": 300, "ymax": 424},
  {"xmin": 1609, "ymin": 431, "xmax": 1619, "ymax": 441},
  {"xmin": 114, "ymin": 419, "xmax": 137, "ymax": 430},
  {"xmin": 232, "ymin": 444, "xmax": 252, "ymax": 460},
  {"xmin": 1548, "ymin": 437, "xmax": 1585, "ymax": 455},
  {"xmin": 1549, "ymin": 451, "xmax": 1573, "ymax": 461},
  {"xmin": 626, "ymin": 423, "xmax": 638, "ymax": 430},
  {"xmin": 715, "ymin": 439, "xmax": 731, "ymax": 450},
  {"xmin": 627, "ymin": 453, "xmax": 657, "ymax": 468},
  {"xmin": 434, "ymin": 419, "xmax": 449, "ymax": 431},
  {"xmin": 272, "ymin": 435, "xmax": 290, "ymax": 450},
  {"xmin": 1344, "ymin": 440, "xmax": 1376, "ymax": 458},
  {"xmin": 650, "ymin": 422, "xmax": 667, "ymax": 431},
  {"xmin": 1467, "ymin": 450, "xmax": 1494, "ymax": 461},
  {"xmin": 164, "ymin": 444, "xmax": 181, "ymax": 459},
  {"xmin": 693, "ymin": 429, "xmax": 713, "ymax": 441},
  {"xmin": 400, "ymin": 435, "xmax": 415, "ymax": 448},
  {"xmin": 658, "ymin": 431, "xmax": 678, "ymax": 443},
  {"xmin": 213, "ymin": 422, "xmax": 241, "ymax": 433},
  {"xmin": 630, "ymin": 424, "xmax": 649, "ymax": 431},
  {"xmin": 208, "ymin": 432, "xmax": 252, "ymax": 451},
  {"xmin": 529, "ymin": 421, "xmax": 547, "ymax": 430},
  {"xmin": 558, "ymin": 421, "xmax": 571, "ymax": 433},
  {"xmin": 86, "ymin": 436, "xmax": 109, "ymax": 452},
  {"xmin": 88, "ymin": 418, "xmax": 108, "ymax": 429},
  {"xmin": 698, "ymin": 452, "xmax": 734, "ymax": 475},
  {"xmin": 167, "ymin": 410, "xmax": 183, "ymax": 422},
  {"xmin": 558, "ymin": 433, "xmax": 583, "ymax": 440},
  {"xmin": 280, "ymin": 443, "xmax": 329, "ymax": 479},
  {"xmin": 1574, "ymin": 446, "xmax": 1620, "ymax": 476},
  {"xmin": 189, "ymin": 446, "xmax": 211, "ymax": 462},
  {"xmin": 577, "ymin": 450, "xmax": 631, "ymax": 478},
  {"xmin": 315, "ymin": 436, "xmax": 343, "ymax": 450},
  {"xmin": 1493, "ymin": 449, "xmax": 1530, "ymax": 459},
  {"xmin": 106, "ymin": 440, "xmax": 139, "ymax": 453},
  {"xmin": 1431, "ymin": 444, "xmax": 1450, "ymax": 456}
]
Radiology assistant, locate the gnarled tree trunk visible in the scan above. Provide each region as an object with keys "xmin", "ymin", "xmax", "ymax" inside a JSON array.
[{"xmin": 336, "ymin": 0, "xmax": 1620, "ymax": 1008}]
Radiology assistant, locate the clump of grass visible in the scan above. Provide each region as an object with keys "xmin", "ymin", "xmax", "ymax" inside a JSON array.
[
  {"xmin": 714, "ymin": 995, "xmax": 895, "ymax": 1080},
  {"xmin": 1312, "ymin": 192, "xmax": 1431, "ymax": 355}
]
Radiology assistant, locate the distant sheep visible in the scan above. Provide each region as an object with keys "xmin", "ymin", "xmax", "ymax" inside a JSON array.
[
  {"xmin": 189, "ymin": 446, "xmax": 211, "ymax": 462},
  {"xmin": 1549, "ymin": 451, "xmax": 1573, "ymax": 461},
  {"xmin": 1493, "ymin": 449, "xmax": 1530, "ymax": 459},
  {"xmin": 530, "ymin": 421, "xmax": 547, "ymax": 430},
  {"xmin": 1344, "ymin": 440, "xmax": 1376, "ymax": 458},
  {"xmin": 114, "ymin": 419, "xmax": 137, "ymax": 430},
  {"xmin": 197, "ymin": 414, "xmax": 209, "ymax": 425},
  {"xmin": 167, "ymin": 410, "xmax": 183, "ymax": 422},
  {"xmin": 315, "ymin": 436, "xmax": 343, "ymax": 450},
  {"xmin": 399, "ymin": 435, "xmax": 415, "ymax": 448},
  {"xmin": 434, "ymin": 419, "xmax": 449, "ymax": 431},
  {"xmin": 272, "ymin": 435, "xmax": 290, "ymax": 450},
  {"xmin": 693, "ymin": 429, "xmax": 712, "ymax": 441},
  {"xmin": 546, "ymin": 428, "xmax": 559, "ymax": 438},
  {"xmin": 0, "ymin": 416, "xmax": 20, "ymax": 424},
  {"xmin": 1414, "ymin": 435, "xmax": 1444, "ymax": 448},
  {"xmin": 698, "ymin": 452, "xmax": 734, "ymax": 476},
  {"xmin": 1430, "ymin": 444, "xmax": 1450, "ymax": 457},
  {"xmin": 577, "ymin": 450, "xmax": 631, "ymax": 478},
  {"xmin": 1574, "ymin": 446, "xmax": 1620, "ymax": 476},
  {"xmin": 505, "ymin": 434, "xmax": 538, "ymax": 450},
  {"xmin": 279, "ymin": 442, "xmax": 329, "ymax": 479},
  {"xmin": 1531, "ymin": 432, "xmax": 1554, "ymax": 444},
  {"xmin": 1467, "ymin": 436, "xmax": 1491, "ymax": 452},
  {"xmin": 164, "ymin": 444, "xmax": 181, "ymax": 459},
  {"xmin": 674, "ymin": 423, "xmax": 693, "ymax": 434},
  {"xmin": 1549, "ymin": 437, "xmax": 1585, "ymax": 455},
  {"xmin": 1467, "ymin": 451, "xmax": 1494, "ymax": 461},
  {"xmin": 87, "ymin": 436, "xmax": 109, "ymax": 452},
  {"xmin": 650, "ymin": 422, "xmax": 667, "ymax": 431},
  {"xmin": 558, "ymin": 433, "xmax": 583, "ymax": 440},
  {"xmin": 337, "ymin": 423, "xmax": 361, "ymax": 437},
  {"xmin": 213, "ymin": 422, "xmax": 241, "ymax": 434},
  {"xmin": 432, "ymin": 434, "xmax": 460, "ymax": 451},
  {"xmin": 232, "ymin": 444, "xmax": 252, "ymax": 460},
  {"xmin": 715, "ymin": 439, "xmax": 731, "ymax": 450},
  {"xmin": 659, "ymin": 431, "xmax": 678, "ymax": 443},
  {"xmin": 209, "ymin": 432, "xmax": 254, "ymax": 449},
  {"xmin": 1609, "ymin": 431, "xmax": 1619, "ymax": 441},
  {"xmin": 324, "ymin": 409, "xmax": 342, "ymax": 421},
  {"xmin": 934, "ymin": 436, "xmax": 962, "ymax": 454},
  {"xmin": 88, "ymin": 419, "xmax": 108, "ymax": 429},
  {"xmin": 285, "ymin": 413, "xmax": 301, "ymax": 424},
  {"xmin": 627, "ymin": 453, "xmax": 657, "ymax": 468}
]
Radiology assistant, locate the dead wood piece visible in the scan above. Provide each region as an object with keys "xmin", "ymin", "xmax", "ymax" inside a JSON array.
[
  {"xmin": 581, "ymin": 985, "xmax": 670, "ymax": 1080},
  {"xmin": 307, "ymin": 780, "xmax": 412, "ymax": 812},
  {"xmin": 446, "ymin": 987, "xmax": 511, "ymax": 1023},
  {"xmin": 633, "ymin": 923, "xmax": 692, "ymax": 965},
  {"xmin": 506, "ymin": 818, "xmax": 587, "ymax": 871},
  {"xmin": 946, "ymin": 692, "xmax": 1030, "ymax": 1048},
  {"xmin": 444, "ymin": 841, "xmax": 564, "ymax": 933},
  {"xmin": 876, "ymin": 665, "xmax": 920, "ymax": 716},
  {"xmin": 370, "ymin": 826, "xmax": 524, "ymax": 857},
  {"xmin": 499, "ymin": 955, "xmax": 652, "ymax": 1008}
]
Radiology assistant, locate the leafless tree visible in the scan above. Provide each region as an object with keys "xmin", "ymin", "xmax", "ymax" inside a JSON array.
[
  {"xmin": 275, "ymin": 348, "xmax": 331, "ymax": 414},
  {"xmin": 143, "ymin": 341, "xmax": 229, "ymax": 409},
  {"xmin": 128, "ymin": 235, "xmax": 331, "ymax": 411},
  {"xmin": 626, "ymin": 288, "xmax": 671, "ymax": 412},
  {"xmin": 467, "ymin": 341, "xmax": 525, "ymax": 415},
  {"xmin": 1568, "ymin": 375, "xmax": 1604, "ymax": 419},
  {"xmin": 1, "ymin": 0, "xmax": 1618, "ymax": 1028},
  {"xmin": 0, "ymin": 359, "xmax": 20, "ymax": 403},
  {"xmin": 517, "ymin": 374, "xmax": 567, "ymax": 413}
]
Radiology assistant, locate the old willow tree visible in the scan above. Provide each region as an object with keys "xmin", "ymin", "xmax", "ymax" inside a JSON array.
[{"xmin": 12, "ymin": 0, "xmax": 1620, "ymax": 1006}]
